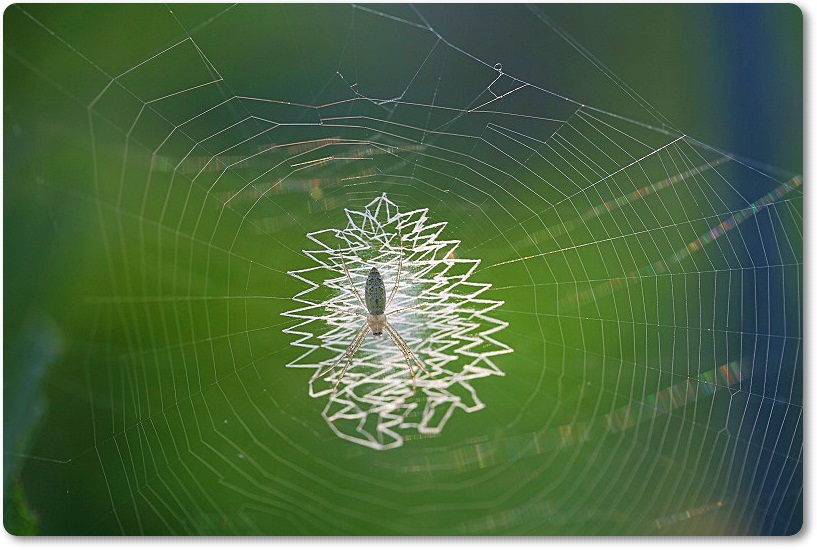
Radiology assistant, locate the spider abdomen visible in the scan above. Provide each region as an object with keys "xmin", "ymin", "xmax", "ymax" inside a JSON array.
[{"xmin": 364, "ymin": 267, "xmax": 386, "ymax": 315}]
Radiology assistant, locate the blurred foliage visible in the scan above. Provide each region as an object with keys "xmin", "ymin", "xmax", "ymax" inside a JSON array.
[{"xmin": 5, "ymin": 481, "xmax": 41, "ymax": 536}]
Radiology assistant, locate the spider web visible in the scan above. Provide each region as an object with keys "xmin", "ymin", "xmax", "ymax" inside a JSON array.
[
  {"xmin": 4, "ymin": 3, "xmax": 802, "ymax": 536},
  {"xmin": 282, "ymin": 194, "xmax": 509, "ymax": 450}
]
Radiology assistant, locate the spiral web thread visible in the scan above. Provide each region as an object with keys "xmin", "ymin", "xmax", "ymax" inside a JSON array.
[
  {"xmin": 283, "ymin": 193, "xmax": 511, "ymax": 450},
  {"xmin": 5, "ymin": 3, "xmax": 801, "ymax": 534}
]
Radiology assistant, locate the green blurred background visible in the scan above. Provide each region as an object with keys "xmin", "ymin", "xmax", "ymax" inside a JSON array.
[{"xmin": 4, "ymin": 4, "xmax": 802, "ymax": 535}]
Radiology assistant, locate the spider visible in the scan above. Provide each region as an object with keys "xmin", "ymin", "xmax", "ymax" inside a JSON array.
[{"xmin": 320, "ymin": 242, "xmax": 429, "ymax": 394}]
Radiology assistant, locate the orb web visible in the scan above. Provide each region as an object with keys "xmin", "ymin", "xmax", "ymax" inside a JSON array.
[{"xmin": 6, "ymin": 3, "xmax": 802, "ymax": 536}]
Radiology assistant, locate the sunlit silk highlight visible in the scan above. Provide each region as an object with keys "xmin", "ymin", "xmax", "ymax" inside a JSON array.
[
  {"xmin": 373, "ymin": 358, "xmax": 746, "ymax": 473},
  {"xmin": 522, "ymin": 155, "xmax": 732, "ymax": 248},
  {"xmin": 653, "ymin": 501, "xmax": 725, "ymax": 530},
  {"xmin": 566, "ymin": 174, "xmax": 802, "ymax": 309}
]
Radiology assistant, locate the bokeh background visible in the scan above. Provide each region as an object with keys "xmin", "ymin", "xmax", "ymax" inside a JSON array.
[{"xmin": 4, "ymin": 4, "xmax": 802, "ymax": 535}]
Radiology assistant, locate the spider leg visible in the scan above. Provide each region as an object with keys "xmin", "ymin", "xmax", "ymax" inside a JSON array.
[
  {"xmin": 385, "ymin": 233, "xmax": 403, "ymax": 308},
  {"xmin": 319, "ymin": 322, "xmax": 369, "ymax": 394},
  {"xmin": 383, "ymin": 322, "xmax": 416, "ymax": 393},
  {"xmin": 337, "ymin": 247, "xmax": 366, "ymax": 310},
  {"xmin": 384, "ymin": 322, "xmax": 430, "ymax": 393},
  {"xmin": 385, "ymin": 303, "xmax": 427, "ymax": 317},
  {"xmin": 324, "ymin": 304, "xmax": 367, "ymax": 318},
  {"xmin": 385, "ymin": 323, "xmax": 429, "ymax": 375}
]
